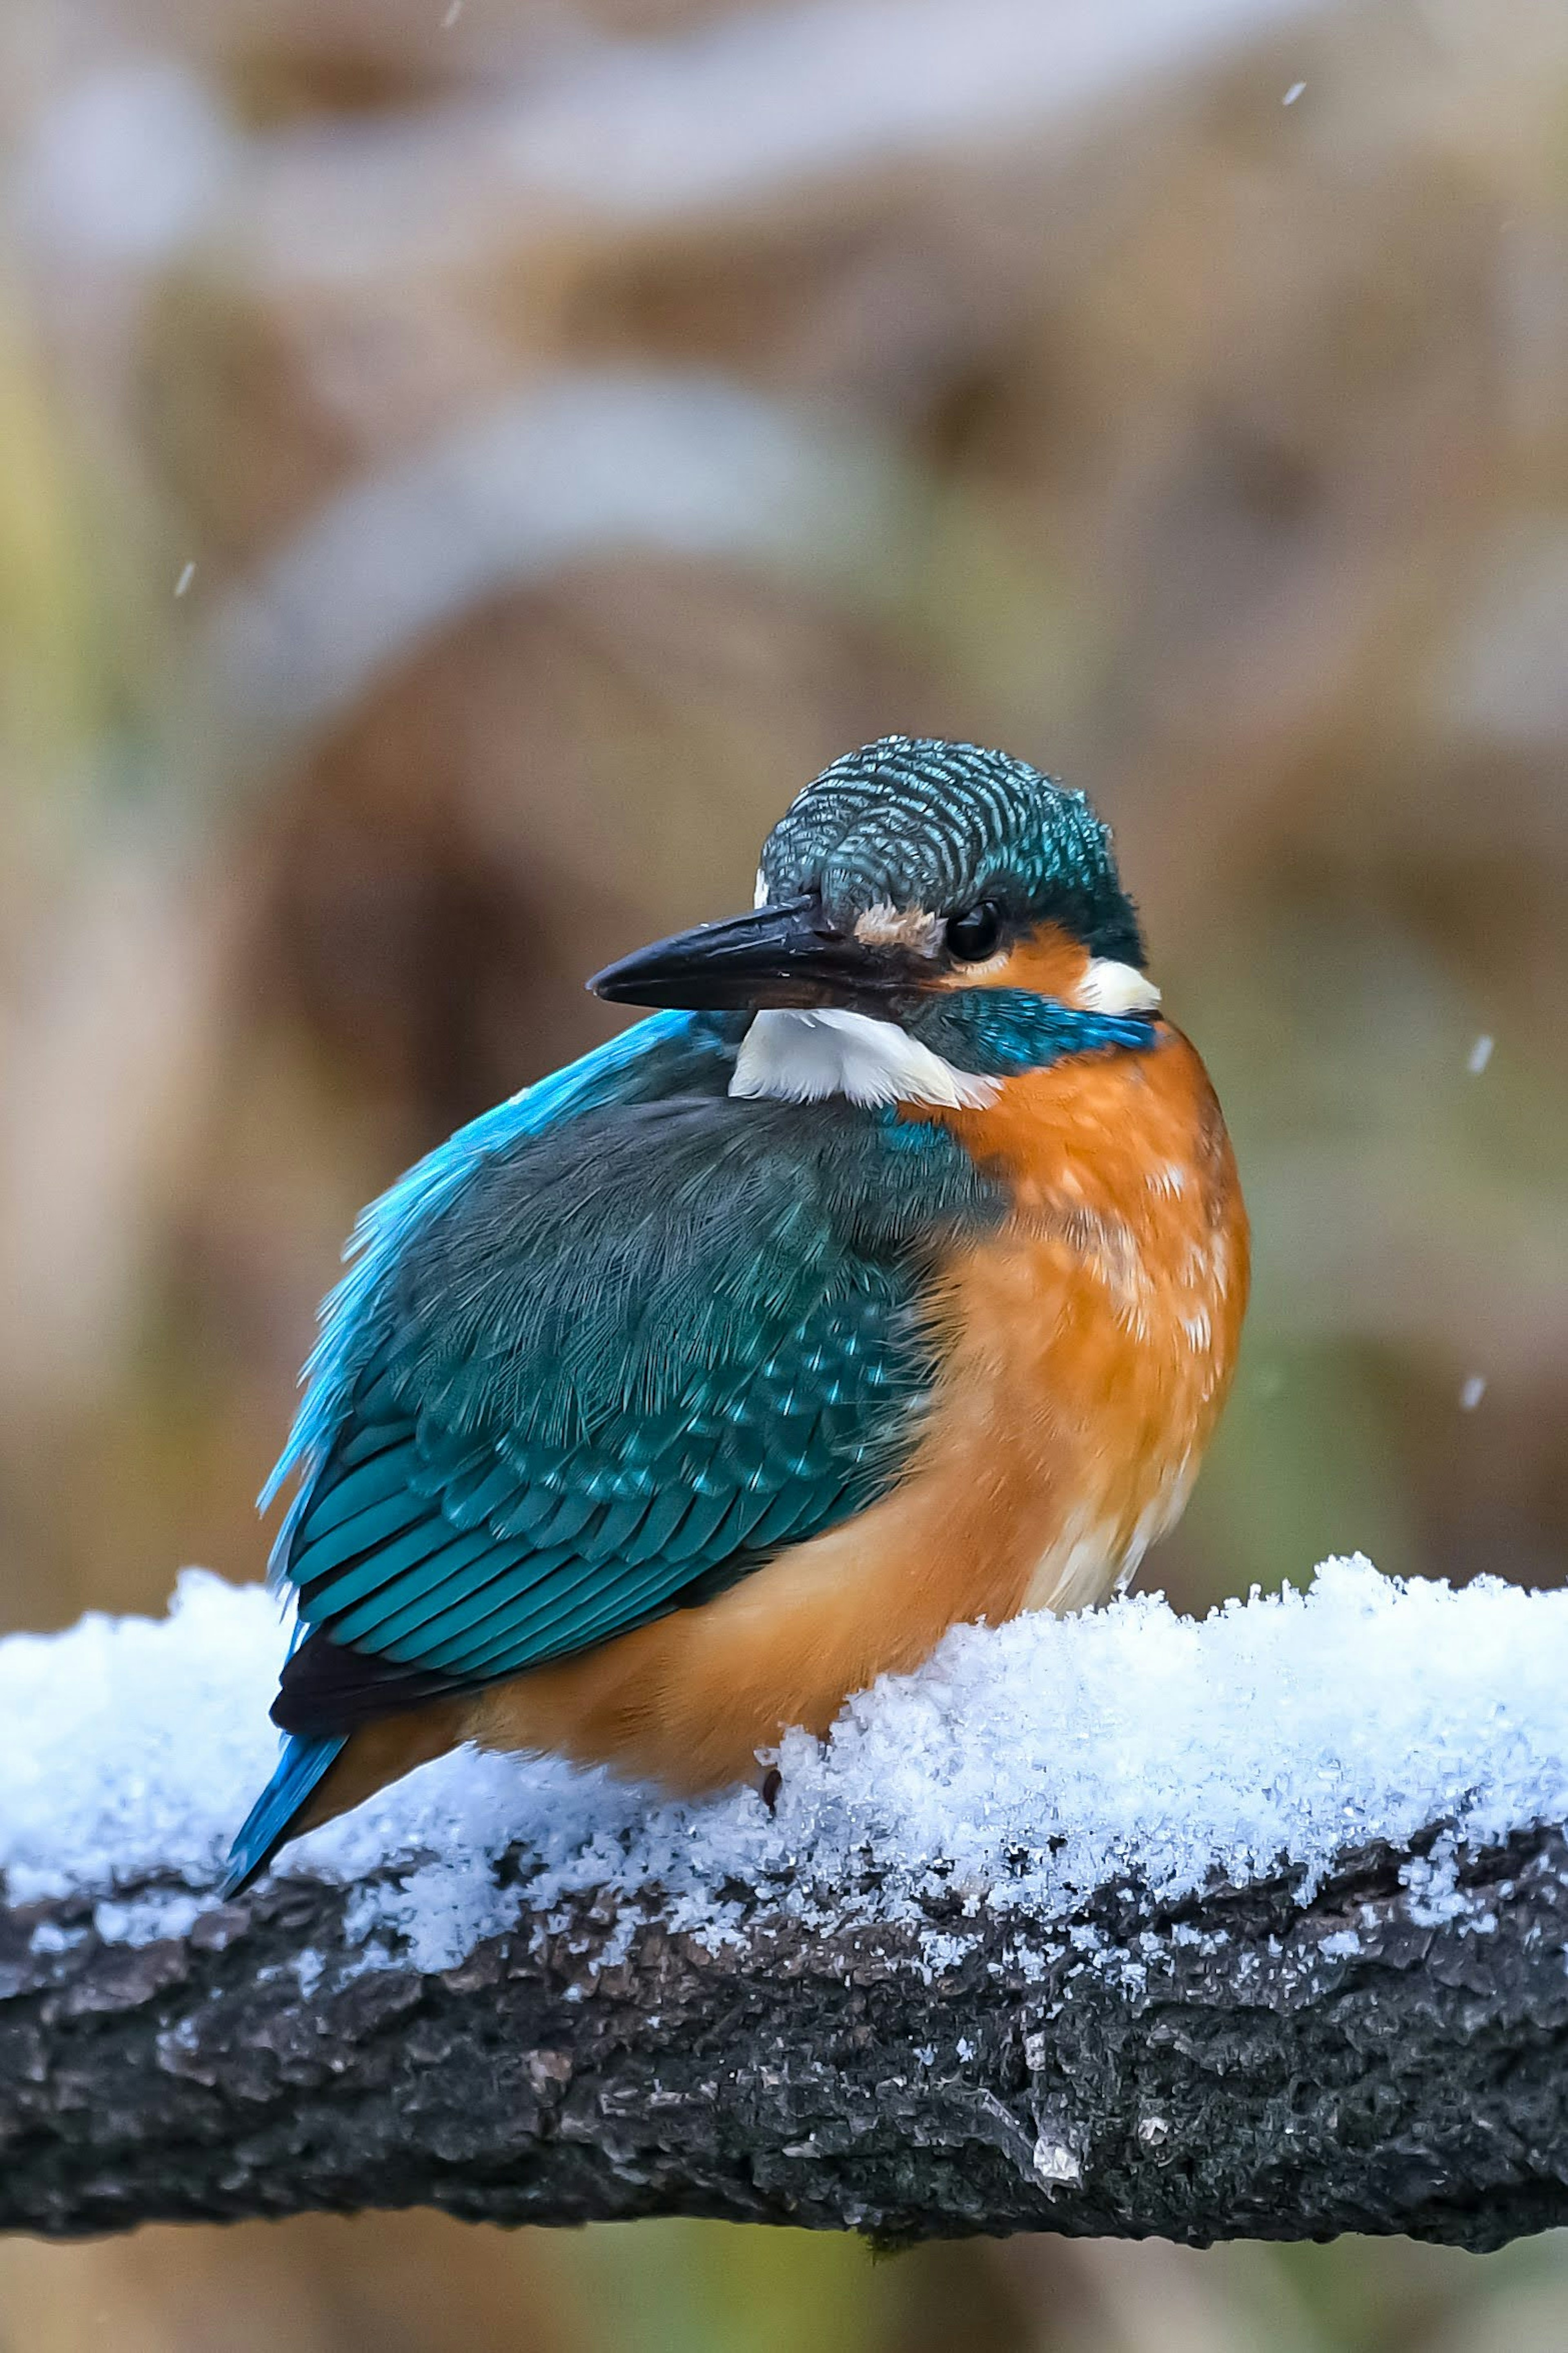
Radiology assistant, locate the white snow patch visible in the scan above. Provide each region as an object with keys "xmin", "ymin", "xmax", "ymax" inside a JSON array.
[
  {"xmin": 29, "ymin": 1918, "xmax": 87, "ymax": 1957},
  {"xmin": 94, "ymin": 1890, "xmax": 207, "ymax": 1946},
  {"xmin": 2, "ymin": 1561, "xmax": 1567, "ymax": 1976},
  {"xmin": 1033, "ymin": 2138, "xmax": 1082, "ymax": 2188}
]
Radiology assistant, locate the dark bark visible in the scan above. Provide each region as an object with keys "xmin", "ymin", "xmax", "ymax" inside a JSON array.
[{"xmin": 3, "ymin": 1820, "xmax": 1567, "ymax": 2247}]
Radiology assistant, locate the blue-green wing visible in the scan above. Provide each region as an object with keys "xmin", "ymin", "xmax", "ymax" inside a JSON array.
[{"xmin": 268, "ymin": 1014, "xmax": 999, "ymax": 1735}]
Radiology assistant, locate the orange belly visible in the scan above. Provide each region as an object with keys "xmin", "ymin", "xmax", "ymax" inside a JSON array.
[{"xmin": 459, "ymin": 1022, "xmax": 1249, "ymax": 1795}]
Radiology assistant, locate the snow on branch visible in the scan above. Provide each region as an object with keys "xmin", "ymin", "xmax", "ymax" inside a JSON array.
[{"xmin": 4, "ymin": 1564, "xmax": 1568, "ymax": 2243}]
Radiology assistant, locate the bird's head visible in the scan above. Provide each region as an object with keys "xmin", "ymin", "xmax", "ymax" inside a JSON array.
[{"xmin": 591, "ymin": 738, "xmax": 1160, "ymax": 1104}]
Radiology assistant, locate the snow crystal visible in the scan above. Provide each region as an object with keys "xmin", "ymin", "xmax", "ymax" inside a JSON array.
[
  {"xmin": 1282, "ymin": 80, "xmax": 1306, "ymax": 104},
  {"xmin": 1468, "ymin": 1033, "xmax": 1494, "ymax": 1075},
  {"xmin": 28, "ymin": 1919, "xmax": 87, "ymax": 1957},
  {"xmin": 2, "ymin": 1560, "xmax": 1567, "ymax": 1976},
  {"xmin": 1032, "ymin": 2138, "xmax": 1082, "ymax": 2188},
  {"xmin": 1460, "ymin": 1373, "xmax": 1488, "ymax": 1411},
  {"xmin": 94, "ymin": 1891, "xmax": 207, "ymax": 1946}
]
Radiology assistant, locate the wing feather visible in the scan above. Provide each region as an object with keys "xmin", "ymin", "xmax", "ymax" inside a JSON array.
[{"xmin": 267, "ymin": 1015, "xmax": 1000, "ymax": 1739}]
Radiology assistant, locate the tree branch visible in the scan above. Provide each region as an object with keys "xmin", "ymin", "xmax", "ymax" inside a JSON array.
[{"xmin": 4, "ymin": 1816, "xmax": 1567, "ymax": 2247}]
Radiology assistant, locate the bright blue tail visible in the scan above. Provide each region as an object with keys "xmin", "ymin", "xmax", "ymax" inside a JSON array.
[{"xmin": 221, "ymin": 1733, "xmax": 347, "ymax": 1898}]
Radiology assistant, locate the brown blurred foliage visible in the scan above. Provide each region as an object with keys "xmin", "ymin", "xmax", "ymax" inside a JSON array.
[{"xmin": 1, "ymin": 0, "xmax": 1566, "ymax": 2343}]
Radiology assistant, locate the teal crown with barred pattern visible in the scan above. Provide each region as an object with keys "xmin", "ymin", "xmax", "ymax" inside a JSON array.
[{"xmin": 758, "ymin": 736, "xmax": 1146, "ymax": 968}]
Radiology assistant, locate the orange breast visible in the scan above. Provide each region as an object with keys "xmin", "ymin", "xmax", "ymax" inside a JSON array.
[
  {"xmin": 915, "ymin": 1019, "xmax": 1250, "ymax": 1611},
  {"xmin": 459, "ymin": 1021, "xmax": 1249, "ymax": 1798}
]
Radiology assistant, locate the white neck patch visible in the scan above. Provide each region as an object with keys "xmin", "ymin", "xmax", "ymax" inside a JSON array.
[
  {"xmin": 730, "ymin": 1008, "xmax": 999, "ymax": 1111},
  {"xmin": 1078, "ymin": 958, "xmax": 1161, "ymax": 1015}
]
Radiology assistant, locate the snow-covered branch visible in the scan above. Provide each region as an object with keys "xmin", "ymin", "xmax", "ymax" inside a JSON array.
[{"xmin": 4, "ymin": 1565, "xmax": 1568, "ymax": 2243}]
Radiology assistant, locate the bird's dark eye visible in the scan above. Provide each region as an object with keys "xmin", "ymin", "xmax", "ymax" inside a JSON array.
[{"xmin": 944, "ymin": 902, "xmax": 1003, "ymax": 962}]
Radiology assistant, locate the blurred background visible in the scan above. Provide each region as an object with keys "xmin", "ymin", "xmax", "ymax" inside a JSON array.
[{"xmin": 1, "ymin": 0, "xmax": 1565, "ymax": 2342}]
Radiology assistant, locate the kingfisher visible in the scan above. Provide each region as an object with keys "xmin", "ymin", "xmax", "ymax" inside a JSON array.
[{"xmin": 223, "ymin": 738, "xmax": 1248, "ymax": 1896}]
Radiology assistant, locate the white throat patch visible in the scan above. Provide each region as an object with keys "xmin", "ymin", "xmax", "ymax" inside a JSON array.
[{"xmin": 730, "ymin": 1008, "xmax": 999, "ymax": 1111}]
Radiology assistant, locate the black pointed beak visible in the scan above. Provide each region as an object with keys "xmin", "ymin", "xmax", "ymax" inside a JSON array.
[{"xmin": 590, "ymin": 895, "xmax": 911, "ymax": 1013}]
